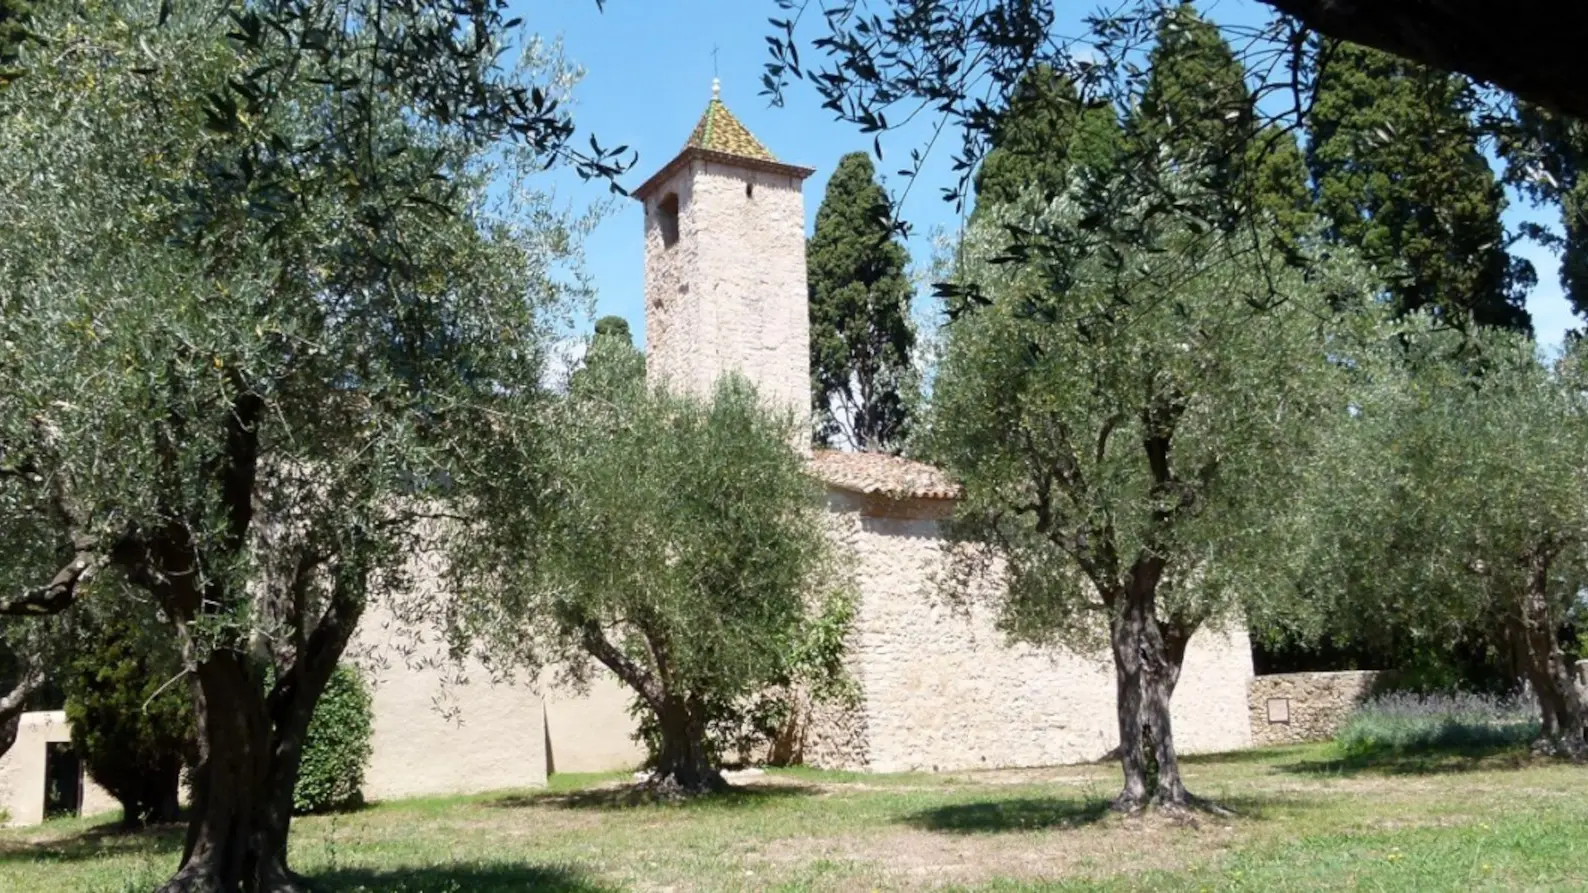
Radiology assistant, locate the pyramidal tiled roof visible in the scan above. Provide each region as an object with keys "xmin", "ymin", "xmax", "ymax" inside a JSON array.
[
  {"xmin": 684, "ymin": 84, "xmax": 777, "ymax": 162},
  {"xmin": 632, "ymin": 81, "xmax": 812, "ymax": 200}
]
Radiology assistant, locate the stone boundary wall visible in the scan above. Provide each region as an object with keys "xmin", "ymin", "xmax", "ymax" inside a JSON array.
[{"xmin": 1248, "ymin": 671, "xmax": 1379, "ymax": 747}]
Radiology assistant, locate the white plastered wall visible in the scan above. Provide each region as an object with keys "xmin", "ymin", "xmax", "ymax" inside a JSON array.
[
  {"xmin": 540, "ymin": 669, "xmax": 645, "ymax": 775},
  {"xmin": 355, "ymin": 600, "xmax": 547, "ymax": 800},
  {"xmin": 0, "ymin": 711, "xmax": 119, "ymax": 827}
]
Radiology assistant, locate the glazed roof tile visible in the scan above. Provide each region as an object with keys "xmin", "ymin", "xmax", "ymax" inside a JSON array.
[{"xmin": 685, "ymin": 96, "xmax": 777, "ymax": 162}]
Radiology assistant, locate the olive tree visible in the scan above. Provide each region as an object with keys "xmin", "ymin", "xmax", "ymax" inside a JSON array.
[
  {"xmin": 924, "ymin": 175, "xmax": 1379, "ymax": 811},
  {"xmin": 0, "ymin": 2, "xmax": 604, "ymax": 889},
  {"xmin": 1298, "ymin": 325, "xmax": 1588, "ymax": 753},
  {"xmin": 448, "ymin": 342, "xmax": 850, "ymax": 795}
]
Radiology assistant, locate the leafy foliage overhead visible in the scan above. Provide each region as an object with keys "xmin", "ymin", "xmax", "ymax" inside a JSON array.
[{"xmin": 1502, "ymin": 105, "xmax": 1588, "ymax": 323}]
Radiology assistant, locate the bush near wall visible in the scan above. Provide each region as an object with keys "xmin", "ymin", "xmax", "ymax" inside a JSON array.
[
  {"xmin": 61, "ymin": 603, "xmax": 193, "ymax": 828},
  {"xmin": 293, "ymin": 665, "xmax": 374, "ymax": 814},
  {"xmin": 1335, "ymin": 691, "xmax": 1538, "ymax": 756}
]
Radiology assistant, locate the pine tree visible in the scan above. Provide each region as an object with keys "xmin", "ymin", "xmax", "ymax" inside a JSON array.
[
  {"xmin": 1309, "ymin": 43, "xmax": 1531, "ymax": 331},
  {"xmin": 807, "ymin": 152, "xmax": 916, "ymax": 452},
  {"xmin": 1132, "ymin": 3, "xmax": 1310, "ymax": 245}
]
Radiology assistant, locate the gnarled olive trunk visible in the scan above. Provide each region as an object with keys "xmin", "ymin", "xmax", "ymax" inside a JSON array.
[
  {"xmin": 157, "ymin": 638, "xmax": 344, "ymax": 892},
  {"xmin": 581, "ymin": 623, "xmax": 729, "ymax": 797},
  {"xmin": 648, "ymin": 696, "xmax": 726, "ymax": 795},
  {"xmin": 158, "ymin": 651, "xmax": 290, "ymax": 893},
  {"xmin": 1107, "ymin": 559, "xmax": 1196, "ymax": 812},
  {"xmin": 1507, "ymin": 556, "xmax": 1588, "ymax": 756}
]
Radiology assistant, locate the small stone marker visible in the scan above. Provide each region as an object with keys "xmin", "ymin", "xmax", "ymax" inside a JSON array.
[{"xmin": 1266, "ymin": 697, "xmax": 1291, "ymax": 724}]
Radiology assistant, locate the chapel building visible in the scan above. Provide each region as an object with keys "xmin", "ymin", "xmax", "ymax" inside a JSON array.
[
  {"xmin": 629, "ymin": 83, "xmax": 1256, "ymax": 771},
  {"xmin": 1, "ymin": 86, "xmax": 1257, "ymax": 827}
]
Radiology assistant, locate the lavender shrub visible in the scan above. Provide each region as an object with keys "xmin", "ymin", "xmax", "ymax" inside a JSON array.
[{"xmin": 1336, "ymin": 691, "xmax": 1539, "ymax": 756}]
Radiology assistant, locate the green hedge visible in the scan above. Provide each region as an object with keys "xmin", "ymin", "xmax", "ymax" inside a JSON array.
[
  {"xmin": 62, "ymin": 604, "xmax": 192, "ymax": 828},
  {"xmin": 293, "ymin": 664, "xmax": 374, "ymax": 814}
]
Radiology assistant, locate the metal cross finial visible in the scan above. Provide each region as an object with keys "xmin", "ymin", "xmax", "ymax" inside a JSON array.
[{"xmin": 712, "ymin": 45, "xmax": 721, "ymax": 99}]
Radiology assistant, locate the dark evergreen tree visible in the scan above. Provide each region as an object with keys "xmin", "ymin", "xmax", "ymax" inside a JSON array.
[
  {"xmin": 62, "ymin": 600, "xmax": 193, "ymax": 829},
  {"xmin": 1132, "ymin": 3, "xmax": 1310, "ymax": 246},
  {"xmin": 593, "ymin": 314, "xmax": 633, "ymax": 346},
  {"xmin": 0, "ymin": 0, "xmax": 28, "ymax": 87},
  {"xmin": 972, "ymin": 65, "xmax": 1122, "ymax": 218},
  {"xmin": 1308, "ymin": 43, "xmax": 1532, "ymax": 331},
  {"xmin": 1503, "ymin": 106, "xmax": 1588, "ymax": 321},
  {"xmin": 571, "ymin": 314, "xmax": 642, "ymax": 396},
  {"xmin": 807, "ymin": 152, "xmax": 916, "ymax": 452}
]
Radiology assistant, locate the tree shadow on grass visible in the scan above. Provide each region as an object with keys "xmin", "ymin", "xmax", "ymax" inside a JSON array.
[
  {"xmin": 1179, "ymin": 745, "xmax": 1319, "ymax": 767},
  {"xmin": 0, "ymin": 819, "xmax": 184, "ymax": 865},
  {"xmin": 901, "ymin": 792, "xmax": 1320, "ymax": 834},
  {"xmin": 315, "ymin": 863, "xmax": 614, "ymax": 892},
  {"xmin": 488, "ymin": 782, "xmax": 820, "ymax": 812},
  {"xmin": 1278, "ymin": 742, "xmax": 1543, "ymax": 778},
  {"xmin": 903, "ymin": 797, "xmax": 1111, "ymax": 833}
]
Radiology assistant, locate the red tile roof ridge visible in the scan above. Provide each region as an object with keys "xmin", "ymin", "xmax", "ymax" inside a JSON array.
[{"xmin": 808, "ymin": 449, "xmax": 961, "ymax": 501}]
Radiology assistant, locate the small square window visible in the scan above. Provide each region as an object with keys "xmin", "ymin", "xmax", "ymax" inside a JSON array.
[{"xmin": 1266, "ymin": 697, "xmax": 1291, "ymax": 724}]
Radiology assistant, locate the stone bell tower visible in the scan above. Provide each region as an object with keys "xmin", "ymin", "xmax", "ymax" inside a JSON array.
[{"xmin": 632, "ymin": 80, "xmax": 816, "ymax": 441}]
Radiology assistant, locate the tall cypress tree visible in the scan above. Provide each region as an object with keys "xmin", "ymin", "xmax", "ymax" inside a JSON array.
[
  {"xmin": 1132, "ymin": 3, "xmax": 1310, "ymax": 245},
  {"xmin": 593, "ymin": 314, "xmax": 632, "ymax": 345},
  {"xmin": 972, "ymin": 65, "xmax": 1122, "ymax": 218},
  {"xmin": 807, "ymin": 151, "xmax": 916, "ymax": 452},
  {"xmin": 1309, "ymin": 43, "xmax": 1531, "ymax": 331}
]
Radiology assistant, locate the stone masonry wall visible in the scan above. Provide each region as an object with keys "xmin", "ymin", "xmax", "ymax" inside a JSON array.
[
  {"xmin": 641, "ymin": 165, "xmax": 698, "ymax": 407},
  {"xmin": 1248, "ymin": 670, "xmax": 1380, "ymax": 747},
  {"xmin": 643, "ymin": 160, "xmax": 811, "ymax": 442},
  {"xmin": 805, "ymin": 491, "xmax": 1255, "ymax": 773}
]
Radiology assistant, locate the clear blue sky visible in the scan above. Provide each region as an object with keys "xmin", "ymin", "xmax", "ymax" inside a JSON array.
[{"xmin": 525, "ymin": 0, "xmax": 1576, "ymax": 353}]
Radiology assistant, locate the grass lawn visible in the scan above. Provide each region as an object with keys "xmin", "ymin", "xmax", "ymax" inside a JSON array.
[{"xmin": 1, "ymin": 743, "xmax": 1584, "ymax": 892}]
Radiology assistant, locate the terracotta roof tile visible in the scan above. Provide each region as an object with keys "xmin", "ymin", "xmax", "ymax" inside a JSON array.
[{"xmin": 808, "ymin": 449, "xmax": 962, "ymax": 501}]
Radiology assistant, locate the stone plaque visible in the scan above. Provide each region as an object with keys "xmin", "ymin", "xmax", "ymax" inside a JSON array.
[{"xmin": 1266, "ymin": 697, "xmax": 1291, "ymax": 724}]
